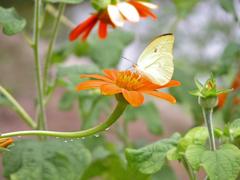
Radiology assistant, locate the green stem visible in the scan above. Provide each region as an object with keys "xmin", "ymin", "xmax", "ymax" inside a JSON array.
[
  {"xmin": 0, "ymin": 86, "xmax": 36, "ymax": 129},
  {"xmin": 0, "ymin": 101, "xmax": 128, "ymax": 138},
  {"xmin": 33, "ymin": 0, "xmax": 47, "ymax": 130},
  {"xmin": 43, "ymin": 3, "xmax": 65, "ymax": 93},
  {"xmin": 182, "ymin": 156, "xmax": 197, "ymax": 180},
  {"xmin": 202, "ymin": 108, "xmax": 216, "ymax": 151}
]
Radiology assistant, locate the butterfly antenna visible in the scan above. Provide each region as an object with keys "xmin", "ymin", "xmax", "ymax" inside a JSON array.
[{"xmin": 121, "ymin": 56, "xmax": 135, "ymax": 64}]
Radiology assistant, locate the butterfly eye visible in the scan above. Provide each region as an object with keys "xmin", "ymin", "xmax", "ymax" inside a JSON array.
[{"xmin": 154, "ymin": 48, "xmax": 158, "ymax": 53}]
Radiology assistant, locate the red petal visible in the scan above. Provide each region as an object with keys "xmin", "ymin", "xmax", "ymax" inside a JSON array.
[
  {"xmin": 81, "ymin": 18, "xmax": 98, "ymax": 41},
  {"xmin": 69, "ymin": 14, "xmax": 98, "ymax": 41},
  {"xmin": 98, "ymin": 21, "xmax": 108, "ymax": 39}
]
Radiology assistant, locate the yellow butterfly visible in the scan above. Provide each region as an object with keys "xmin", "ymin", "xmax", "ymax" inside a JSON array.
[{"xmin": 134, "ymin": 33, "xmax": 175, "ymax": 86}]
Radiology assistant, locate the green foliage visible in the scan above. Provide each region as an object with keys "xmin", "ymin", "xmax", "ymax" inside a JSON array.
[
  {"xmin": 229, "ymin": 119, "xmax": 240, "ymax": 138},
  {"xmin": 3, "ymin": 139, "xmax": 91, "ymax": 180},
  {"xmin": 0, "ymin": 6, "xmax": 26, "ymax": 35},
  {"xmin": 88, "ymin": 30, "xmax": 134, "ymax": 68},
  {"xmin": 91, "ymin": 0, "xmax": 111, "ymax": 10},
  {"xmin": 219, "ymin": 0, "xmax": 238, "ymax": 20},
  {"xmin": 123, "ymin": 102, "xmax": 163, "ymax": 135},
  {"xmin": 125, "ymin": 133, "xmax": 180, "ymax": 174},
  {"xmin": 44, "ymin": 0, "xmax": 85, "ymax": 4},
  {"xmin": 186, "ymin": 144, "xmax": 240, "ymax": 180},
  {"xmin": 52, "ymin": 30, "xmax": 134, "ymax": 69},
  {"xmin": 214, "ymin": 42, "xmax": 240, "ymax": 76},
  {"xmin": 172, "ymin": 0, "xmax": 199, "ymax": 18}
]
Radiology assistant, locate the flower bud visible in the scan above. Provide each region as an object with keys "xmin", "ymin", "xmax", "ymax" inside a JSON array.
[
  {"xmin": 91, "ymin": 0, "xmax": 111, "ymax": 11},
  {"xmin": 198, "ymin": 96, "xmax": 218, "ymax": 109}
]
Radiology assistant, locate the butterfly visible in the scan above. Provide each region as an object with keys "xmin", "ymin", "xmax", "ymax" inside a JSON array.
[{"xmin": 133, "ymin": 33, "xmax": 175, "ymax": 86}]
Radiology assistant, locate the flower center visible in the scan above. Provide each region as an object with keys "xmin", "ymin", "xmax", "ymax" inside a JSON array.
[{"xmin": 116, "ymin": 71, "xmax": 142, "ymax": 90}]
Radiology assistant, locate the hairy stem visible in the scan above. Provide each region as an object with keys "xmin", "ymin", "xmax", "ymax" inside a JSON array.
[
  {"xmin": 1, "ymin": 101, "xmax": 128, "ymax": 138},
  {"xmin": 43, "ymin": 3, "xmax": 65, "ymax": 93},
  {"xmin": 33, "ymin": 0, "xmax": 47, "ymax": 130},
  {"xmin": 0, "ymin": 86, "xmax": 36, "ymax": 129},
  {"xmin": 202, "ymin": 108, "xmax": 216, "ymax": 151}
]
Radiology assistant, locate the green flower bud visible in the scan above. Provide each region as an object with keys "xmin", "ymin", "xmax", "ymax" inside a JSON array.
[
  {"xmin": 91, "ymin": 0, "xmax": 111, "ymax": 11},
  {"xmin": 198, "ymin": 96, "xmax": 218, "ymax": 109}
]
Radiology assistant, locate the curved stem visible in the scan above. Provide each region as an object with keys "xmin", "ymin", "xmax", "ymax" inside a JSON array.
[
  {"xmin": 33, "ymin": 0, "xmax": 47, "ymax": 130},
  {"xmin": 0, "ymin": 101, "xmax": 128, "ymax": 138},
  {"xmin": 202, "ymin": 108, "xmax": 216, "ymax": 151},
  {"xmin": 0, "ymin": 86, "xmax": 36, "ymax": 129},
  {"xmin": 43, "ymin": 3, "xmax": 65, "ymax": 93}
]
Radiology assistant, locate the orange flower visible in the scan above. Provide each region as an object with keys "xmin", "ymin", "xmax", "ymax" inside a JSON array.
[
  {"xmin": 218, "ymin": 71, "xmax": 240, "ymax": 108},
  {"xmin": 0, "ymin": 138, "xmax": 13, "ymax": 149},
  {"xmin": 76, "ymin": 69, "xmax": 180, "ymax": 107},
  {"xmin": 128, "ymin": 0, "xmax": 158, "ymax": 20}
]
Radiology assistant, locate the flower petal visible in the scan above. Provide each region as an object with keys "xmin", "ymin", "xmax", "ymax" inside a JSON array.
[
  {"xmin": 137, "ymin": 1, "xmax": 158, "ymax": 9},
  {"xmin": 0, "ymin": 138, "xmax": 13, "ymax": 148},
  {"xmin": 118, "ymin": 2, "xmax": 140, "ymax": 22},
  {"xmin": 129, "ymin": 1, "xmax": 157, "ymax": 19},
  {"xmin": 100, "ymin": 84, "xmax": 121, "ymax": 95},
  {"xmin": 161, "ymin": 80, "xmax": 181, "ymax": 88},
  {"xmin": 69, "ymin": 14, "xmax": 98, "ymax": 41},
  {"xmin": 145, "ymin": 91, "xmax": 176, "ymax": 103},
  {"xmin": 98, "ymin": 21, "xmax": 108, "ymax": 39},
  {"xmin": 80, "ymin": 74, "xmax": 113, "ymax": 82},
  {"xmin": 103, "ymin": 69, "xmax": 118, "ymax": 80},
  {"xmin": 107, "ymin": 5, "xmax": 125, "ymax": 27},
  {"xmin": 122, "ymin": 89, "xmax": 144, "ymax": 107},
  {"xmin": 76, "ymin": 80, "xmax": 108, "ymax": 91},
  {"xmin": 81, "ymin": 18, "xmax": 98, "ymax": 40}
]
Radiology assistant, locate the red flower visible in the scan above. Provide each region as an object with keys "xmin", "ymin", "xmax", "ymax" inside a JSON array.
[
  {"xmin": 128, "ymin": 0, "xmax": 158, "ymax": 20},
  {"xmin": 76, "ymin": 69, "xmax": 180, "ymax": 107}
]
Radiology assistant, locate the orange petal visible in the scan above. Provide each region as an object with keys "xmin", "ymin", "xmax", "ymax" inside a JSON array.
[
  {"xmin": 80, "ymin": 74, "xmax": 113, "ymax": 82},
  {"xmin": 76, "ymin": 80, "xmax": 108, "ymax": 91},
  {"xmin": 103, "ymin": 69, "xmax": 118, "ymax": 80},
  {"xmin": 0, "ymin": 138, "xmax": 13, "ymax": 148},
  {"xmin": 129, "ymin": 1, "xmax": 157, "ymax": 19},
  {"xmin": 122, "ymin": 89, "xmax": 144, "ymax": 107},
  {"xmin": 161, "ymin": 80, "xmax": 181, "ymax": 88},
  {"xmin": 69, "ymin": 14, "xmax": 98, "ymax": 41},
  {"xmin": 100, "ymin": 84, "xmax": 121, "ymax": 95},
  {"xmin": 145, "ymin": 91, "xmax": 176, "ymax": 103},
  {"xmin": 98, "ymin": 21, "xmax": 108, "ymax": 39}
]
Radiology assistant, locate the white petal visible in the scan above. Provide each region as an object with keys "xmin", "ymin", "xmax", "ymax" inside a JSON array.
[
  {"xmin": 107, "ymin": 5, "xmax": 125, "ymax": 27},
  {"xmin": 118, "ymin": 2, "xmax": 140, "ymax": 23},
  {"xmin": 137, "ymin": 1, "xmax": 158, "ymax": 9}
]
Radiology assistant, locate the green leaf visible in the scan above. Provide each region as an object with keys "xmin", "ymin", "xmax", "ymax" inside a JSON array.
[
  {"xmin": 0, "ymin": 6, "xmax": 26, "ymax": 35},
  {"xmin": 124, "ymin": 102, "xmax": 163, "ymax": 135},
  {"xmin": 82, "ymin": 154, "xmax": 148, "ymax": 180},
  {"xmin": 58, "ymin": 91, "xmax": 77, "ymax": 111},
  {"xmin": 219, "ymin": 0, "xmax": 238, "ymax": 20},
  {"xmin": 152, "ymin": 164, "xmax": 177, "ymax": 180},
  {"xmin": 45, "ymin": 0, "xmax": 85, "ymax": 4},
  {"xmin": 178, "ymin": 126, "xmax": 208, "ymax": 152},
  {"xmin": 229, "ymin": 119, "xmax": 240, "ymax": 138},
  {"xmin": 87, "ymin": 30, "xmax": 134, "ymax": 68},
  {"xmin": 3, "ymin": 139, "xmax": 91, "ymax": 180},
  {"xmin": 185, "ymin": 144, "xmax": 205, "ymax": 170},
  {"xmin": 172, "ymin": 0, "xmax": 199, "ymax": 18},
  {"xmin": 125, "ymin": 133, "xmax": 180, "ymax": 174},
  {"xmin": 201, "ymin": 144, "xmax": 240, "ymax": 180}
]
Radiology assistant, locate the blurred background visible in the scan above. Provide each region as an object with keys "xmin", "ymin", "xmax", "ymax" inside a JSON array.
[{"xmin": 0, "ymin": 0, "xmax": 240, "ymax": 179}]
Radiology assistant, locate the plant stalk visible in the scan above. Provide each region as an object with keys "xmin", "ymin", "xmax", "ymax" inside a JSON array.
[
  {"xmin": 43, "ymin": 3, "xmax": 65, "ymax": 93},
  {"xmin": 0, "ymin": 101, "xmax": 128, "ymax": 138},
  {"xmin": 202, "ymin": 108, "xmax": 216, "ymax": 151},
  {"xmin": 0, "ymin": 86, "xmax": 36, "ymax": 129},
  {"xmin": 33, "ymin": 0, "xmax": 47, "ymax": 130},
  {"xmin": 182, "ymin": 156, "xmax": 197, "ymax": 180}
]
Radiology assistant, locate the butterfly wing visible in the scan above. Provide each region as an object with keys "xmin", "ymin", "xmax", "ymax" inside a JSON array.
[{"xmin": 137, "ymin": 34, "xmax": 174, "ymax": 85}]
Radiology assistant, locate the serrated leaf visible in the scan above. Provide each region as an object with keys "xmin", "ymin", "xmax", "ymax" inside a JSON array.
[
  {"xmin": 185, "ymin": 144, "xmax": 205, "ymax": 170},
  {"xmin": 0, "ymin": 6, "xmax": 26, "ymax": 35},
  {"xmin": 125, "ymin": 133, "xmax": 180, "ymax": 174},
  {"xmin": 45, "ymin": 0, "xmax": 84, "ymax": 4},
  {"xmin": 124, "ymin": 102, "xmax": 163, "ymax": 135},
  {"xmin": 201, "ymin": 144, "xmax": 240, "ymax": 180},
  {"xmin": 3, "ymin": 139, "xmax": 91, "ymax": 180}
]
